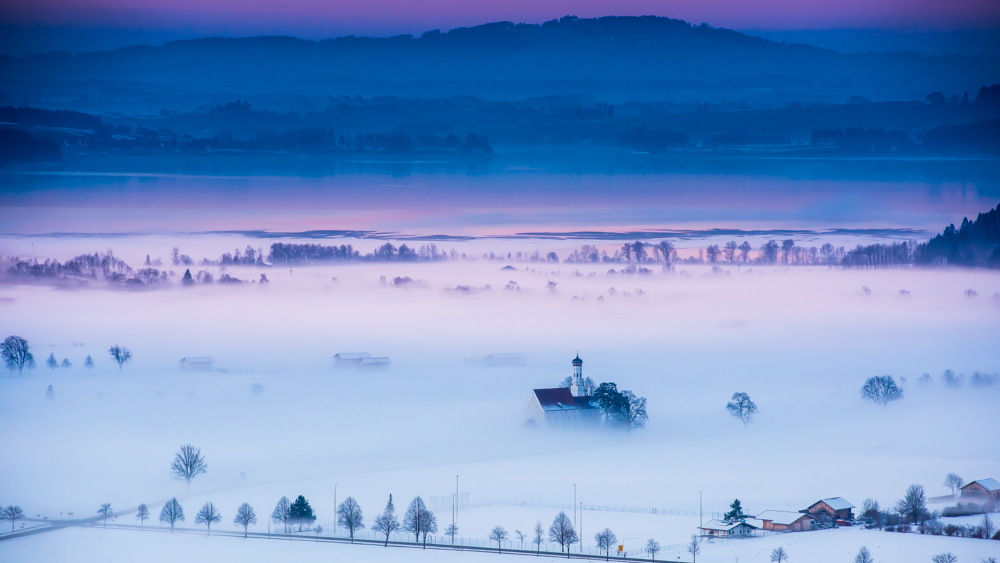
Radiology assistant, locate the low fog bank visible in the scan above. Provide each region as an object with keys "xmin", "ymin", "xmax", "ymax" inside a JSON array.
[{"xmin": 1, "ymin": 259, "xmax": 997, "ymax": 543}]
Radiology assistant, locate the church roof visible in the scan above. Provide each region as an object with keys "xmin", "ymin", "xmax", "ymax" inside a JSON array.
[
  {"xmin": 572, "ymin": 354, "xmax": 583, "ymax": 366},
  {"xmin": 532, "ymin": 388, "xmax": 595, "ymax": 411}
]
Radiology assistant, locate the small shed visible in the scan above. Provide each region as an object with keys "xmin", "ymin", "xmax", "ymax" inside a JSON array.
[
  {"xmin": 357, "ymin": 356, "xmax": 391, "ymax": 368},
  {"xmin": 807, "ymin": 497, "xmax": 855, "ymax": 521},
  {"xmin": 334, "ymin": 352, "xmax": 371, "ymax": 365},
  {"xmin": 699, "ymin": 519, "xmax": 757, "ymax": 538},
  {"xmin": 961, "ymin": 478, "xmax": 1000, "ymax": 500},
  {"xmin": 180, "ymin": 357, "xmax": 214, "ymax": 371},
  {"xmin": 755, "ymin": 510, "xmax": 813, "ymax": 532}
]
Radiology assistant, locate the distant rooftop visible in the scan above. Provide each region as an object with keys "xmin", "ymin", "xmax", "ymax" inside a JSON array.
[
  {"xmin": 334, "ymin": 353, "xmax": 372, "ymax": 360},
  {"xmin": 180, "ymin": 357, "xmax": 214, "ymax": 363},
  {"xmin": 699, "ymin": 519, "xmax": 757, "ymax": 532},
  {"xmin": 812, "ymin": 497, "xmax": 854, "ymax": 510},
  {"xmin": 965, "ymin": 478, "xmax": 1000, "ymax": 491}
]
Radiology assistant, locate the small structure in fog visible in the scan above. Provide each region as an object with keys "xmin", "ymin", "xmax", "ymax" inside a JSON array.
[
  {"xmin": 752, "ymin": 510, "xmax": 813, "ymax": 532},
  {"xmin": 334, "ymin": 352, "xmax": 391, "ymax": 368},
  {"xmin": 180, "ymin": 357, "xmax": 214, "ymax": 371},
  {"xmin": 961, "ymin": 478, "xmax": 1000, "ymax": 500},
  {"xmin": 698, "ymin": 519, "xmax": 757, "ymax": 538},
  {"xmin": 484, "ymin": 353, "xmax": 526, "ymax": 366},
  {"xmin": 522, "ymin": 353, "xmax": 599, "ymax": 427}
]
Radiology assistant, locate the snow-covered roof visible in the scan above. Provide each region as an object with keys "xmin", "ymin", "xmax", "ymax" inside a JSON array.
[
  {"xmin": 964, "ymin": 478, "xmax": 1000, "ymax": 491},
  {"xmin": 699, "ymin": 519, "xmax": 757, "ymax": 532},
  {"xmin": 811, "ymin": 497, "xmax": 855, "ymax": 510},
  {"xmin": 180, "ymin": 357, "xmax": 214, "ymax": 363},
  {"xmin": 358, "ymin": 357, "xmax": 391, "ymax": 365},
  {"xmin": 756, "ymin": 510, "xmax": 812, "ymax": 525},
  {"xmin": 533, "ymin": 388, "xmax": 583, "ymax": 411},
  {"xmin": 334, "ymin": 353, "xmax": 372, "ymax": 360}
]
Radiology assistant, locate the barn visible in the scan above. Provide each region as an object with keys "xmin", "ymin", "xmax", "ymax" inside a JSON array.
[
  {"xmin": 699, "ymin": 519, "xmax": 757, "ymax": 538},
  {"xmin": 960, "ymin": 478, "xmax": 1000, "ymax": 500},
  {"xmin": 807, "ymin": 497, "xmax": 855, "ymax": 521},
  {"xmin": 754, "ymin": 510, "xmax": 813, "ymax": 532}
]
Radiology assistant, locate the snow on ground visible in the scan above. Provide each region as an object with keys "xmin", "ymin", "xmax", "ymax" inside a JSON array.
[
  {"xmin": 2, "ymin": 524, "xmax": 999, "ymax": 563},
  {"xmin": 1, "ymin": 260, "xmax": 998, "ymax": 562}
]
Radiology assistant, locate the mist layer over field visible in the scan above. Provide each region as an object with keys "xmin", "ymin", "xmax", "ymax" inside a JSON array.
[{"xmin": 1, "ymin": 258, "xmax": 997, "ymax": 557}]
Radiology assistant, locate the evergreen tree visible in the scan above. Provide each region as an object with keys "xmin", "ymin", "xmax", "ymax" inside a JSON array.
[
  {"xmin": 288, "ymin": 495, "xmax": 316, "ymax": 531},
  {"xmin": 724, "ymin": 499, "xmax": 746, "ymax": 521}
]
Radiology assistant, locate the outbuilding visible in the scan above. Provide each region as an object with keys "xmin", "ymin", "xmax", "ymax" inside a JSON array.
[
  {"xmin": 180, "ymin": 357, "xmax": 214, "ymax": 371},
  {"xmin": 698, "ymin": 519, "xmax": 757, "ymax": 538},
  {"xmin": 807, "ymin": 497, "xmax": 855, "ymax": 521},
  {"xmin": 755, "ymin": 510, "xmax": 813, "ymax": 532},
  {"xmin": 960, "ymin": 478, "xmax": 1000, "ymax": 500}
]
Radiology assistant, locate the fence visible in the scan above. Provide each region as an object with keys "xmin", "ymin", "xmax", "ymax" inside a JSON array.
[
  {"xmin": 471, "ymin": 499, "xmax": 720, "ymax": 520},
  {"xmin": 94, "ymin": 522, "xmax": 693, "ymax": 562}
]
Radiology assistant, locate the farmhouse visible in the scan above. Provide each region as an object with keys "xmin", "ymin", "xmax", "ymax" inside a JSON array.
[
  {"xmin": 522, "ymin": 354, "xmax": 600, "ymax": 427},
  {"xmin": 960, "ymin": 478, "xmax": 1000, "ymax": 500},
  {"xmin": 807, "ymin": 497, "xmax": 855, "ymax": 521},
  {"xmin": 179, "ymin": 357, "xmax": 214, "ymax": 371},
  {"xmin": 753, "ymin": 510, "xmax": 813, "ymax": 532},
  {"xmin": 699, "ymin": 519, "xmax": 757, "ymax": 538}
]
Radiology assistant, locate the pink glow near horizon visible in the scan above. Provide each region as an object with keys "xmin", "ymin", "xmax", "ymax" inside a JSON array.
[{"xmin": 3, "ymin": 0, "xmax": 999, "ymax": 35}]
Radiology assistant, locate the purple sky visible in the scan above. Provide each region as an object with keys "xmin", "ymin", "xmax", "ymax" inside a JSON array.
[{"xmin": 3, "ymin": 0, "xmax": 999, "ymax": 36}]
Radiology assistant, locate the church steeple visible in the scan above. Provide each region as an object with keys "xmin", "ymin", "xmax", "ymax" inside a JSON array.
[{"xmin": 570, "ymin": 352, "xmax": 583, "ymax": 396}]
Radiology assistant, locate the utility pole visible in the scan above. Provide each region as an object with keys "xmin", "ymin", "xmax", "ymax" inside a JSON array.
[
  {"xmin": 699, "ymin": 491, "xmax": 703, "ymax": 532},
  {"xmin": 333, "ymin": 484, "xmax": 337, "ymax": 537},
  {"xmin": 574, "ymin": 484, "xmax": 577, "ymax": 531},
  {"xmin": 455, "ymin": 475, "xmax": 459, "ymax": 534},
  {"xmin": 580, "ymin": 501, "xmax": 583, "ymax": 553}
]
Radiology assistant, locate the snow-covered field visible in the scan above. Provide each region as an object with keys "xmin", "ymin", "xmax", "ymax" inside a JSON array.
[{"xmin": 1, "ymin": 256, "xmax": 998, "ymax": 562}]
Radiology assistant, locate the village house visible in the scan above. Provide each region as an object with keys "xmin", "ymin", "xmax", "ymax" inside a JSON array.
[
  {"xmin": 752, "ymin": 510, "xmax": 814, "ymax": 532},
  {"xmin": 807, "ymin": 497, "xmax": 855, "ymax": 521},
  {"xmin": 960, "ymin": 478, "xmax": 1000, "ymax": 501},
  {"xmin": 699, "ymin": 519, "xmax": 757, "ymax": 538},
  {"xmin": 179, "ymin": 357, "xmax": 214, "ymax": 371},
  {"xmin": 522, "ymin": 354, "xmax": 600, "ymax": 427}
]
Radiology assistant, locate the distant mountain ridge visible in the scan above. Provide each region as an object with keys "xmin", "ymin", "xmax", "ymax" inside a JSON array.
[{"xmin": 1, "ymin": 15, "xmax": 998, "ymax": 104}]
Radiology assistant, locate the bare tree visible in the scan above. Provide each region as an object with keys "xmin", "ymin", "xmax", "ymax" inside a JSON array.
[
  {"xmin": 860, "ymin": 498, "xmax": 882, "ymax": 528},
  {"xmin": 108, "ymin": 345, "xmax": 132, "ymax": 371},
  {"xmin": 60, "ymin": 358, "xmax": 71, "ymax": 369},
  {"xmin": 84, "ymin": 355, "xmax": 94, "ymax": 369},
  {"xmin": 159, "ymin": 498, "xmax": 184, "ymax": 531},
  {"xmin": 372, "ymin": 494, "xmax": 401, "ymax": 546},
  {"xmin": 687, "ymin": 534, "xmax": 700, "ymax": 562},
  {"xmin": 234, "ymin": 503, "xmax": 257, "ymax": 538},
  {"xmin": 445, "ymin": 523, "xmax": 459, "ymax": 544},
  {"xmin": 738, "ymin": 241, "xmax": 751, "ymax": 263},
  {"xmin": 490, "ymin": 525, "xmax": 509, "ymax": 552},
  {"xmin": 981, "ymin": 514, "xmax": 995, "ymax": 540},
  {"xmin": 854, "ymin": 547, "xmax": 873, "ymax": 563},
  {"xmin": 860, "ymin": 375, "xmax": 903, "ymax": 406},
  {"xmin": 97, "ymin": 503, "xmax": 113, "ymax": 528},
  {"xmin": 548, "ymin": 512, "xmax": 578, "ymax": 554},
  {"xmin": 706, "ymin": 244, "xmax": 721, "ymax": 263},
  {"xmin": 171, "ymin": 444, "xmax": 207, "ymax": 491},
  {"xmin": 533, "ymin": 520, "xmax": 545, "ymax": 553},
  {"xmin": 781, "ymin": 240, "xmax": 795, "ymax": 263},
  {"xmin": 272, "ymin": 496, "xmax": 291, "ymax": 533},
  {"xmin": 770, "ymin": 546, "xmax": 788, "ymax": 562},
  {"xmin": 594, "ymin": 528, "xmax": 617, "ymax": 560},
  {"xmin": 724, "ymin": 241, "xmax": 738, "ymax": 263},
  {"xmin": 403, "ymin": 496, "xmax": 436, "ymax": 547},
  {"xmin": 3, "ymin": 505, "xmax": 24, "ymax": 531},
  {"xmin": 516, "ymin": 529, "xmax": 527, "ymax": 549},
  {"xmin": 932, "ymin": 554, "xmax": 957, "ymax": 563},
  {"xmin": 895, "ymin": 484, "xmax": 927, "ymax": 524},
  {"xmin": 944, "ymin": 473, "xmax": 963, "ymax": 499},
  {"xmin": 645, "ymin": 538, "xmax": 660, "ymax": 561},
  {"xmin": 1, "ymin": 336, "xmax": 30, "ymax": 374},
  {"xmin": 656, "ymin": 241, "xmax": 675, "ymax": 265},
  {"xmin": 337, "ymin": 497, "xmax": 364, "ymax": 542},
  {"xmin": 726, "ymin": 392, "xmax": 758, "ymax": 424},
  {"xmin": 136, "ymin": 504, "xmax": 149, "ymax": 530},
  {"xmin": 195, "ymin": 502, "xmax": 221, "ymax": 534}
]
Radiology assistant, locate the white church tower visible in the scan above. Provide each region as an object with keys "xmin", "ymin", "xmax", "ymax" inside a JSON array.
[{"xmin": 570, "ymin": 352, "xmax": 583, "ymax": 396}]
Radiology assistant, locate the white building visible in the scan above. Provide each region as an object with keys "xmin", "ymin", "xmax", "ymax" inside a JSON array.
[
  {"xmin": 522, "ymin": 354, "xmax": 600, "ymax": 427},
  {"xmin": 333, "ymin": 352, "xmax": 391, "ymax": 368},
  {"xmin": 179, "ymin": 357, "xmax": 214, "ymax": 371},
  {"xmin": 698, "ymin": 519, "xmax": 758, "ymax": 538}
]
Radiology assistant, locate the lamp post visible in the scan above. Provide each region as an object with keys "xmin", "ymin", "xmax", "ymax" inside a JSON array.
[
  {"xmin": 574, "ymin": 484, "xmax": 577, "ymax": 530},
  {"xmin": 333, "ymin": 484, "xmax": 337, "ymax": 537},
  {"xmin": 699, "ymin": 491, "xmax": 703, "ymax": 533}
]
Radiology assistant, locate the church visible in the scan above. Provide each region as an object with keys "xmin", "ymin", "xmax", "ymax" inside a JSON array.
[{"xmin": 521, "ymin": 354, "xmax": 601, "ymax": 427}]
